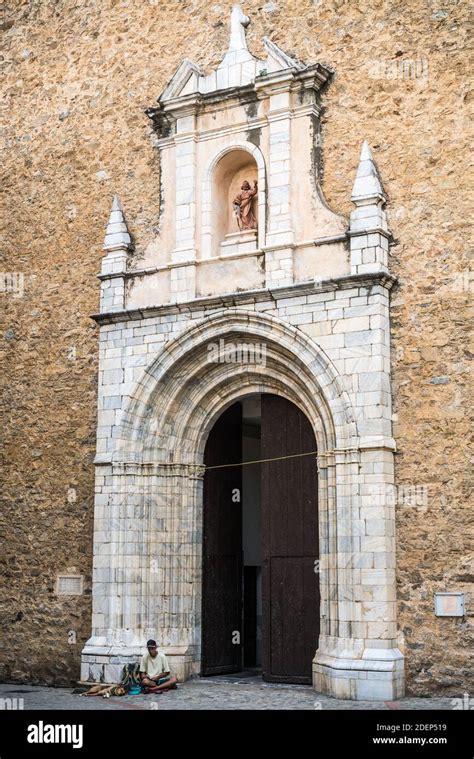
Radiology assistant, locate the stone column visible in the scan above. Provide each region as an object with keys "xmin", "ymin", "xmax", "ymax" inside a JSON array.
[
  {"xmin": 171, "ymin": 109, "xmax": 198, "ymax": 302},
  {"xmin": 313, "ymin": 447, "xmax": 404, "ymax": 700},
  {"xmin": 259, "ymin": 75, "xmax": 295, "ymax": 287},
  {"xmin": 144, "ymin": 464, "xmax": 204, "ymax": 682},
  {"xmin": 81, "ymin": 463, "xmax": 149, "ymax": 684}
]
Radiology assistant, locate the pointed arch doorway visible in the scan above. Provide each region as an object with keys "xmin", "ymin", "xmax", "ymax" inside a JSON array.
[{"xmin": 201, "ymin": 393, "xmax": 320, "ymax": 684}]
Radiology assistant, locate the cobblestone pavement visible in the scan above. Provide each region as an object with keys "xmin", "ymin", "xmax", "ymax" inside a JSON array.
[{"xmin": 0, "ymin": 676, "xmax": 458, "ymax": 711}]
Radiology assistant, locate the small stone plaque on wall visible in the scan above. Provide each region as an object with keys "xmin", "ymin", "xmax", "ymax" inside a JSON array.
[
  {"xmin": 434, "ymin": 592, "xmax": 465, "ymax": 617},
  {"xmin": 56, "ymin": 575, "xmax": 84, "ymax": 596}
]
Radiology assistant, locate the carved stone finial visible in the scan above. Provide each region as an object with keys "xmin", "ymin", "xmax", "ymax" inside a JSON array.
[
  {"xmin": 228, "ymin": 4, "xmax": 250, "ymax": 52},
  {"xmin": 103, "ymin": 194, "xmax": 132, "ymax": 251},
  {"xmin": 351, "ymin": 141, "xmax": 385, "ymax": 204}
]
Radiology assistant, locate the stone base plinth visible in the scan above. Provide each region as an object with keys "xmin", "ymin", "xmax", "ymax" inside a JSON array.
[
  {"xmin": 313, "ymin": 647, "xmax": 405, "ymax": 701},
  {"xmin": 220, "ymin": 230, "xmax": 257, "ymax": 256},
  {"xmin": 81, "ymin": 644, "xmax": 196, "ymax": 685}
]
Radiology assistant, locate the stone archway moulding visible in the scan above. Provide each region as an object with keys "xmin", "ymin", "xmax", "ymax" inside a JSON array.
[{"xmin": 114, "ymin": 308, "xmax": 357, "ymax": 463}]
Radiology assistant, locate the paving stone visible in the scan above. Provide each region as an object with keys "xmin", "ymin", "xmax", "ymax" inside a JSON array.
[{"xmin": 0, "ymin": 681, "xmax": 456, "ymax": 711}]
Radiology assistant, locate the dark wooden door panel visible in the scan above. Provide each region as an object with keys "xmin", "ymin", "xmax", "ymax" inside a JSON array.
[
  {"xmin": 267, "ymin": 557, "xmax": 320, "ymax": 683},
  {"xmin": 261, "ymin": 394, "xmax": 319, "ymax": 684},
  {"xmin": 202, "ymin": 555, "xmax": 242, "ymax": 674},
  {"xmin": 243, "ymin": 566, "xmax": 257, "ymax": 667},
  {"xmin": 202, "ymin": 402, "xmax": 243, "ymax": 675}
]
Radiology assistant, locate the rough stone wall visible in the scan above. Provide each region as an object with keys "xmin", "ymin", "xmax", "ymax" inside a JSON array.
[{"xmin": 1, "ymin": 0, "xmax": 471, "ymax": 693}]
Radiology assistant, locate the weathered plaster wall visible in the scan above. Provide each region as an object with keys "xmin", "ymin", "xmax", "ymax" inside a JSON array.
[{"xmin": 1, "ymin": 0, "xmax": 471, "ymax": 692}]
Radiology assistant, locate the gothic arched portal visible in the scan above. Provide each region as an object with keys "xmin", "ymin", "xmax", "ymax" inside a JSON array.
[{"xmin": 82, "ymin": 309, "xmax": 404, "ymax": 700}]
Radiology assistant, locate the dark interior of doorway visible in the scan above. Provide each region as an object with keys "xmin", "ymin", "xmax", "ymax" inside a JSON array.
[
  {"xmin": 241, "ymin": 396, "xmax": 262, "ymax": 671},
  {"xmin": 201, "ymin": 392, "xmax": 319, "ymax": 683}
]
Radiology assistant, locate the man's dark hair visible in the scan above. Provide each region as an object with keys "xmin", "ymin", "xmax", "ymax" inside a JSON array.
[{"xmin": 146, "ymin": 639, "xmax": 157, "ymax": 648}]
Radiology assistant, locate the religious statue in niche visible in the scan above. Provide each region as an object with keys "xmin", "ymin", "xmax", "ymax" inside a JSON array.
[{"xmin": 233, "ymin": 179, "xmax": 258, "ymax": 231}]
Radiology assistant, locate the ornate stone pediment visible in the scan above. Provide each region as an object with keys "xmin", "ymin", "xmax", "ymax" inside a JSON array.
[
  {"xmin": 99, "ymin": 5, "xmax": 390, "ymax": 318},
  {"xmin": 158, "ymin": 5, "xmax": 308, "ymax": 102}
]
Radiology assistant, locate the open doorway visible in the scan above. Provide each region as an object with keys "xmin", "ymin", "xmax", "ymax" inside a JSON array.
[{"xmin": 201, "ymin": 393, "xmax": 320, "ymax": 684}]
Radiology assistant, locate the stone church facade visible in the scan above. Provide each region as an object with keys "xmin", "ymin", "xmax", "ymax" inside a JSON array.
[
  {"xmin": 2, "ymin": 2, "xmax": 471, "ymax": 699},
  {"xmin": 83, "ymin": 7, "xmax": 405, "ymax": 700}
]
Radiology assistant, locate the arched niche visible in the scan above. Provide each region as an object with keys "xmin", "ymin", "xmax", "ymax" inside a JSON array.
[
  {"xmin": 201, "ymin": 143, "xmax": 266, "ymax": 260},
  {"xmin": 213, "ymin": 149, "xmax": 258, "ymax": 256}
]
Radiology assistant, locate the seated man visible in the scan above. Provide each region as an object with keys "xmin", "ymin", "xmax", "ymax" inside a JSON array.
[{"xmin": 139, "ymin": 639, "xmax": 177, "ymax": 693}]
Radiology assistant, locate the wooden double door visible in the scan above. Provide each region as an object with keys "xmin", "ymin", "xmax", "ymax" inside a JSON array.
[{"xmin": 201, "ymin": 394, "xmax": 320, "ymax": 683}]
